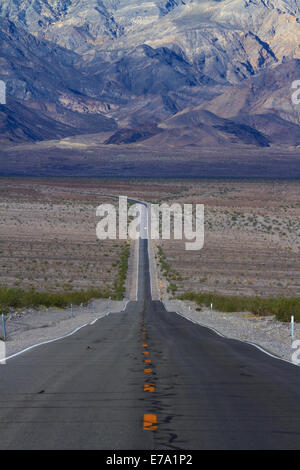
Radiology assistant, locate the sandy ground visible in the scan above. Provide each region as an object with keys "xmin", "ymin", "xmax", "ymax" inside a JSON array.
[
  {"xmin": 0, "ymin": 299, "xmax": 125, "ymax": 359},
  {"xmin": 0, "ymin": 181, "xmax": 128, "ymax": 294},
  {"xmin": 156, "ymin": 180, "xmax": 300, "ymax": 298}
]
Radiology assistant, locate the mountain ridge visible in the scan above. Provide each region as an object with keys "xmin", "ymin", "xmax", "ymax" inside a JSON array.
[{"xmin": 0, "ymin": 0, "xmax": 300, "ymax": 148}]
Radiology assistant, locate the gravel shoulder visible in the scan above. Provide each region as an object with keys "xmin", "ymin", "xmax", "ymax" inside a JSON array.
[
  {"xmin": 0, "ymin": 299, "xmax": 125, "ymax": 359},
  {"xmin": 163, "ymin": 297, "xmax": 299, "ymax": 364}
]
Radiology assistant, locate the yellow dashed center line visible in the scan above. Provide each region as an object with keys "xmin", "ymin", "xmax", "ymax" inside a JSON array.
[
  {"xmin": 141, "ymin": 322, "xmax": 157, "ymax": 430},
  {"xmin": 144, "ymin": 384, "xmax": 155, "ymax": 392},
  {"xmin": 143, "ymin": 414, "xmax": 158, "ymax": 430}
]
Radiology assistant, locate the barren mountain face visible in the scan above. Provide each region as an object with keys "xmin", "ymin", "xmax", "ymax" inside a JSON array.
[{"xmin": 1, "ymin": 0, "xmax": 300, "ymax": 147}]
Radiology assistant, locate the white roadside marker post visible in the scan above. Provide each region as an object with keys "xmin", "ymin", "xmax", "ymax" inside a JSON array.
[
  {"xmin": 210, "ymin": 303, "xmax": 213, "ymax": 311},
  {"xmin": 291, "ymin": 315, "xmax": 294, "ymax": 341},
  {"xmin": 71, "ymin": 304, "xmax": 74, "ymax": 318},
  {"xmin": 1, "ymin": 314, "xmax": 6, "ymax": 341}
]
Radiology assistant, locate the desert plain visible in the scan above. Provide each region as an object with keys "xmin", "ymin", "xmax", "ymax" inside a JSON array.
[{"xmin": 0, "ymin": 177, "xmax": 299, "ymax": 301}]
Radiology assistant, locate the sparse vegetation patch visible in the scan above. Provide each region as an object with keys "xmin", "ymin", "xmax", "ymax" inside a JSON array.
[{"xmin": 178, "ymin": 291, "xmax": 300, "ymax": 323}]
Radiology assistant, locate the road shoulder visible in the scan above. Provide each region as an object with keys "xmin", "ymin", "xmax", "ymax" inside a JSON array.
[{"xmin": 163, "ymin": 297, "xmax": 298, "ymax": 364}]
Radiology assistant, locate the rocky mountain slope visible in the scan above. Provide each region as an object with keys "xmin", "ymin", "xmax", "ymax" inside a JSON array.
[{"xmin": 0, "ymin": 0, "xmax": 300, "ymax": 147}]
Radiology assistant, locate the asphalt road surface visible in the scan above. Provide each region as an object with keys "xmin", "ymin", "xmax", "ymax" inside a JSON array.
[{"xmin": 1, "ymin": 236, "xmax": 300, "ymax": 449}]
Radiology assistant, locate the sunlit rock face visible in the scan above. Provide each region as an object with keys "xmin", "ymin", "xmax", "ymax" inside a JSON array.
[
  {"xmin": 2, "ymin": 0, "xmax": 300, "ymax": 81},
  {"xmin": 1, "ymin": 0, "xmax": 300, "ymax": 146}
]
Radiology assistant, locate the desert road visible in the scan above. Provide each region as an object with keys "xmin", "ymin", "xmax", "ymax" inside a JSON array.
[{"xmin": 1, "ymin": 212, "xmax": 300, "ymax": 449}]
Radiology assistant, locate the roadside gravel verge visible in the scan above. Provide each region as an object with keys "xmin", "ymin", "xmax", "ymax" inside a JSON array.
[
  {"xmin": 0, "ymin": 299, "xmax": 125, "ymax": 359},
  {"xmin": 163, "ymin": 297, "xmax": 299, "ymax": 364}
]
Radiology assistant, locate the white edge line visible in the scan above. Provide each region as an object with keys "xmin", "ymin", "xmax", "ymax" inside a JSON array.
[
  {"xmin": 173, "ymin": 309, "xmax": 299, "ymax": 368},
  {"xmin": 4, "ymin": 322, "xmax": 90, "ymax": 362},
  {"xmin": 3, "ymin": 300, "xmax": 130, "ymax": 363},
  {"xmin": 146, "ymin": 204, "xmax": 152, "ymax": 300},
  {"xmin": 136, "ymin": 236, "xmax": 139, "ymax": 301}
]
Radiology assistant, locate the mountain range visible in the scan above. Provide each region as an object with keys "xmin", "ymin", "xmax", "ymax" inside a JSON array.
[{"xmin": 1, "ymin": 0, "xmax": 300, "ymax": 149}]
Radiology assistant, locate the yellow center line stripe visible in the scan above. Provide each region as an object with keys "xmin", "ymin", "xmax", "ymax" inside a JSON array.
[
  {"xmin": 144, "ymin": 384, "xmax": 155, "ymax": 392},
  {"xmin": 143, "ymin": 414, "xmax": 158, "ymax": 430}
]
